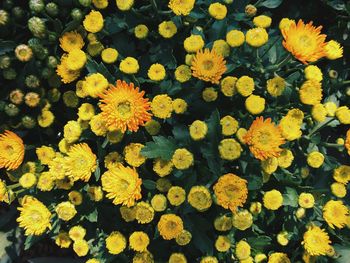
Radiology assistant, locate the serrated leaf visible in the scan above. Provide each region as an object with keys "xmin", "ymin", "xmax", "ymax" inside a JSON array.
[
  {"xmin": 283, "ymin": 187, "xmax": 298, "ymax": 207},
  {"xmin": 257, "ymin": 0, "xmax": 283, "ymax": 8},
  {"xmin": 140, "ymin": 136, "xmax": 177, "ymax": 161},
  {"xmin": 142, "ymin": 179, "xmax": 156, "ymax": 190},
  {"xmin": 246, "ymin": 236, "xmax": 272, "ymax": 250}
]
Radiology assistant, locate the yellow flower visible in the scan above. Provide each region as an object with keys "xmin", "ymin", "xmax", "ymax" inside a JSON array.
[
  {"xmin": 267, "ymin": 76, "xmax": 286, "ymax": 97},
  {"xmin": 324, "ymin": 101, "xmax": 337, "ymax": 117},
  {"xmin": 124, "ymin": 143, "xmax": 146, "ymax": 167},
  {"xmin": 66, "ymin": 49, "xmax": 86, "ymax": 71},
  {"xmin": 311, "ymin": 104, "xmax": 327, "ymax": 122},
  {"xmin": 172, "ymin": 148, "xmax": 193, "ymax": 170},
  {"xmin": 246, "ymin": 28, "xmax": 269, "ymax": 47},
  {"xmin": 213, "ymin": 173, "xmax": 248, "ymax": 212},
  {"xmin": 232, "ymin": 209, "xmax": 253, "ymax": 230},
  {"xmin": 151, "ymin": 194, "xmax": 167, "ymax": 212},
  {"xmin": 208, "ymin": 3, "xmax": 227, "ymax": 20},
  {"xmin": 145, "ymin": 119, "xmax": 161, "ymax": 135},
  {"xmin": 298, "ymin": 193, "xmax": 315, "ymax": 208},
  {"xmin": 152, "ymin": 159, "xmax": 172, "ymax": 178},
  {"xmin": 116, "ymin": 0, "xmax": 134, "ymax": 11},
  {"xmin": 261, "ymin": 157, "xmax": 278, "ymax": 174},
  {"xmin": 38, "ymin": 110, "xmax": 55, "ymax": 128},
  {"xmin": 159, "ymin": 21, "xmax": 177, "ymax": 38},
  {"xmin": 120, "ymin": 57, "xmax": 139, "ymax": 74},
  {"xmin": 175, "ymin": 64, "xmax": 192, "ymax": 82},
  {"xmin": 56, "ymin": 55, "xmax": 80, "ymax": 84},
  {"xmin": 37, "ymin": 172, "xmax": 55, "ymax": 191},
  {"xmin": 202, "ymin": 87, "xmax": 218, "ymax": 102},
  {"xmin": 220, "ymin": 76, "xmax": 237, "ymax": 96},
  {"xmin": 101, "ymin": 48, "xmax": 118, "ymax": 64},
  {"xmin": 235, "ymin": 240, "xmax": 251, "ymax": 260},
  {"xmin": 55, "ymin": 232, "xmax": 72, "ymax": 248},
  {"xmin": 215, "ymin": 235, "xmax": 230, "ymax": 252},
  {"xmin": 185, "ymin": 53, "xmax": 194, "ymax": 65},
  {"xmin": 83, "ymin": 10, "xmax": 104, "ymax": 33},
  {"xmin": 245, "ymin": 94, "xmax": 265, "ymax": 115},
  {"xmin": 220, "ymin": 115, "xmax": 238, "ymax": 136},
  {"xmin": 244, "ymin": 117, "xmax": 285, "ymax": 160},
  {"xmin": 151, "ymin": 94, "xmax": 173, "ymax": 119},
  {"xmin": 63, "ymin": 120, "xmax": 82, "ymax": 143},
  {"xmin": 331, "ymin": 182, "xmax": 346, "ymax": 198},
  {"xmin": 212, "ymin": 39, "xmax": 230, "ymax": 57},
  {"xmin": 78, "ymin": 103, "xmax": 95, "ymax": 121},
  {"xmin": 106, "ymin": 231, "xmax": 126, "ymax": 255},
  {"xmin": 189, "ymin": 120, "xmax": 208, "ymax": 140},
  {"xmin": 158, "ymin": 214, "xmax": 184, "ymax": 240},
  {"xmin": 277, "ymin": 231, "xmax": 289, "ymax": 246},
  {"xmin": 104, "ymin": 152, "xmax": 123, "ymax": 169},
  {"xmin": 88, "ymin": 185, "xmax": 104, "ymax": 202},
  {"xmin": 279, "ymin": 116, "xmax": 302, "ymax": 141},
  {"xmin": 323, "ymin": 200, "xmax": 348, "ymax": 229},
  {"xmin": 282, "ymin": 20, "xmax": 326, "ymax": 64},
  {"xmin": 133, "ymin": 252, "xmax": 154, "ymax": 263},
  {"xmin": 333, "ymin": 165, "xmax": 350, "ymax": 184},
  {"xmin": 336, "ymin": 106, "xmax": 350, "ymax": 124},
  {"xmin": 102, "ymin": 164, "xmax": 142, "ymax": 207},
  {"xmin": 148, "ymin": 63, "xmax": 166, "ymax": 81},
  {"xmin": 253, "ymin": 15, "xmax": 272, "ymax": 28},
  {"xmin": 279, "ymin": 18, "xmax": 295, "ymax": 31},
  {"xmin": 263, "ymin": 189, "xmax": 283, "ymax": 210},
  {"xmin": 200, "ymin": 256, "xmax": 218, "ymax": 263},
  {"xmin": 68, "ymin": 191, "xmax": 83, "ymax": 206},
  {"xmin": 134, "ymin": 24, "xmax": 149, "ymax": 39},
  {"xmin": 299, "ymin": 80, "xmax": 323, "ymax": 105},
  {"xmin": 305, "ymin": 65, "xmax": 323, "ymax": 81},
  {"xmin": 277, "ymin": 149, "xmax": 294, "ymax": 168},
  {"xmin": 0, "ymin": 130, "xmax": 25, "ymax": 170},
  {"xmin": 129, "ymin": 231, "xmax": 149, "ymax": 252},
  {"xmin": 325, "ymin": 40, "xmax": 343, "ymax": 60},
  {"xmin": 135, "ymin": 201, "xmax": 154, "ymax": 224},
  {"xmin": 188, "ymin": 186, "xmax": 212, "ymax": 212},
  {"xmin": 93, "ymin": 0, "xmax": 108, "ymax": 8},
  {"xmin": 191, "ymin": 49, "xmax": 226, "ymax": 84},
  {"xmin": 173, "ymin": 98, "xmax": 187, "ymax": 114},
  {"xmin": 226, "ymin": 30, "xmax": 245, "ymax": 47},
  {"xmin": 64, "ymin": 143, "xmax": 97, "ymax": 182},
  {"xmin": 167, "ymin": 186, "xmax": 186, "ymax": 206},
  {"xmin": 218, "ymin": 138, "xmax": 242, "ymax": 161},
  {"xmin": 90, "ymin": 114, "xmax": 108, "ymax": 136},
  {"xmin": 99, "ymin": 80, "xmax": 151, "ymax": 132},
  {"xmin": 184, "ymin": 34, "xmax": 205, "ymax": 53},
  {"xmin": 307, "ymin": 151, "xmax": 324, "ymax": 168},
  {"xmin": 15, "ymin": 44, "xmax": 33, "ymax": 62},
  {"xmin": 36, "ymin": 146, "xmax": 55, "ymax": 165},
  {"xmin": 59, "ymin": 31, "xmax": 84, "ymax": 52},
  {"xmin": 169, "ymin": 253, "xmax": 187, "ymax": 263},
  {"xmin": 175, "ymin": 230, "xmax": 192, "ymax": 246},
  {"xmin": 302, "ymin": 226, "xmax": 331, "ymax": 256},
  {"xmin": 119, "ymin": 205, "xmax": 136, "ymax": 222},
  {"xmin": 69, "ymin": 225, "xmax": 86, "ymax": 241},
  {"xmin": 19, "ymin": 173, "xmax": 37, "ymax": 188},
  {"xmin": 55, "ymin": 201, "xmax": 77, "ymax": 221},
  {"xmin": 268, "ymin": 252, "xmax": 290, "ymax": 263},
  {"xmin": 107, "ymin": 129, "xmax": 124, "ymax": 143},
  {"xmin": 168, "ymin": 0, "xmax": 195, "ymax": 15},
  {"xmin": 214, "ymin": 215, "xmax": 232, "ymax": 232},
  {"xmin": 17, "ymin": 197, "xmax": 51, "ymax": 236},
  {"xmin": 236, "ymin": 76, "xmax": 255, "ymax": 97}
]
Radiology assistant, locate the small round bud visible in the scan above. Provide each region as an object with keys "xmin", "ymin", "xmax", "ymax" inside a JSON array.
[
  {"xmin": 0, "ymin": 10, "xmax": 9, "ymax": 26},
  {"xmin": 346, "ymin": 87, "xmax": 350, "ymax": 96},
  {"xmin": 9, "ymin": 89, "xmax": 24, "ymax": 105},
  {"xmin": 4, "ymin": 103, "xmax": 20, "ymax": 116},
  {"xmin": 336, "ymin": 138, "xmax": 344, "ymax": 145},
  {"xmin": 0, "ymin": 55, "xmax": 11, "ymax": 69},
  {"xmin": 3, "ymin": 0, "xmax": 14, "ymax": 10},
  {"xmin": 45, "ymin": 2, "xmax": 59, "ymax": 16},
  {"xmin": 28, "ymin": 17, "xmax": 46, "ymax": 38},
  {"xmin": 29, "ymin": 0, "xmax": 45, "ymax": 13},
  {"xmin": 15, "ymin": 44, "xmax": 33, "ymax": 62},
  {"xmin": 22, "ymin": 115, "xmax": 36, "ymax": 129},
  {"xmin": 79, "ymin": 0, "xmax": 92, "ymax": 7},
  {"xmin": 47, "ymin": 88, "xmax": 61, "ymax": 102},
  {"xmin": 48, "ymin": 32, "xmax": 58, "ymax": 43},
  {"xmin": 71, "ymin": 8, "xmax": 83, "ymax": 21},
  {"xmin": 25, "ymin": 75, "xmax": 40, "ymax": 88},
  {"xmin": 25, "ymin": 92, "xmax": 41, "ymax": 107},
  {"xmin": 12, "ymin": 7, "xmax": 25, "ymax": 20},
  {"xmin": 295, "ymin": 207, "xmax": 305, "ymax": 219},
  {"xmin": 41, "ymin": 68, "xmax": 53, "ymax": 79},
  {"xmin": 47, "ymin": 56, "xmax": 58, "ymax": 68},
  {"xmin": 245, "ymin": 4, "xmax": 257, "ymax": 17},
  {"xmin": 328, "ymin": 70, "xmax": 338, "ymax": 79}
]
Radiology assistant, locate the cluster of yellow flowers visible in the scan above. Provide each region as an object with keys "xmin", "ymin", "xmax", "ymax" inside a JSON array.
[{"xmin": 0, "ymin": 0, "xmax": 349, "ymax": 262}]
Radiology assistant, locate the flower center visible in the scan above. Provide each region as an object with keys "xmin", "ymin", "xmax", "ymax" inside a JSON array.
[
  {"xmin": 5, "ymin": 145, "xmax": 15, "ymax": 156},
  {"xmin": 224, "ymin": 184, "xmax": 237, "ymax": 199},
  {"xmin": 117, "ymin": 101, "xmax": 132, "ymax": 117},
  {"xmin": 258, "ymin": 131, "xmax": 271, "ymax": 145},
  {"xmin": 202, "ymin": 60, "xmax": 214, "ymax": 70},
  {"xmin": 30, "ymin": 210, "xmax": 43, "ymax": 221}
]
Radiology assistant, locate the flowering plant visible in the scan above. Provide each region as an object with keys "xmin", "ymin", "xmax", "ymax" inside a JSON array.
[{"xmin": 0, "ymin": 0, "xmax": 350, "ymax": 262}]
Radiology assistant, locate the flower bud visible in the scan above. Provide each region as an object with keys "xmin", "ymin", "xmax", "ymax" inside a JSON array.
[
  {"xmin": 41, "ymin": 67, "xmax": 53, "ymax": 79},
  {"xmin": 15, "ymin": 44, "xmax": 33, "ymax": 62},
  {"xmin": 9, "ymin": 89, "xmax": 24, "ymax": 105},
  {"xmin": 0, "ymin": 10, "xmax": 9, "ymax": 26},
  {"xmin": 0, "ymin": 55, "xmax": 11, "ymax": 69},
  {"xmin": 12, "ymin": 6, "xmax": 25, "ymax": 20},
  {"xmin": 328, "ymin": 69, "xmax": 338, "ymax": 79},
  {"xmin": 4, "ymin": 103, "xmax": 20, "ymax": 116},
  {"xmin": 47, "ymin": 88, "xmax": 61, "ymax": 102},
  {"xmin": 245, "ymin": 4, "xmax": 257, "ymax": 17},
  {"xmin": 25, "ymin": 92, "xmax": 41, "ymax": 107},
  {"xmin": 3, "ymin": 68, "xmax": 16, "ymax": 80},
  {"xmin": 3, "ymin": 0, "xmax": 14, "ymax": 10},
  {"xmin": 25, "ymin": 75, "xmax": 40, "ymax": 88},
  {"xmin": 29, "ymin": 0, "xmax": 45, "ymax": 13},
  {"xmin": 48, "ymin": 32, "xmax": 58, "ymax": 43},
  {"xmin": 47, "ymin": 56, "xmax": 58, "ymax": 68},
  {"xmin": 28, "ymin": 17, "xmax": 46, "ymax": 38},
  {"xmin": 296, "ymin": 207, "xmax": 305, "ymax": 219},
  {"xmin": 22, "ymin": 115, "xmax": 37, "ymax": 129},
  {"xmin": 71, "ymin": 8, "xmax": 83, "ymax": 21},
  {"xmin": 346, "ymin": 87, "xmax": 350, "ymax": 96},
  {"xmin": 79, "ymin": 0, "xmax": 92, "ymax": 7},
  {"xmin": 336, "ymin": 138, "xmax": 345, "ymax": 145},
  {"xmin": 45, "ymin": 2, "xmax": 59, "ymax": 16}
]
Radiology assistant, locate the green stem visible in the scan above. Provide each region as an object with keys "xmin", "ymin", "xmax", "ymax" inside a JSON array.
[
  {"xmin": 320, "ymin": 142, "xmax": 343, "ymax": 148},
  {"xmin": 131, "ymin": 74, "xmax": 140, "ymax": 87},
  {"xmin": 7, "ymin": 183, "xmax": 20, "ymax": 190},
  {"xmin": 305, "ymin": 118, "xmax": 336, "ymax": 138},
  {"xmin": 150, "ymin": 0, "xmax": 158, "ymax": 11},
  {"xmin": 266, "ymin": 53, "xmax": 293, "ymax": 72},
  {"xmin": 260, "ymin": 36, "xmax": 282, "ymax": 58}
]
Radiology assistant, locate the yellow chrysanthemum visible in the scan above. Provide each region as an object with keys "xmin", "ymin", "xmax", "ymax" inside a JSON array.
[
  {"xmin": 302, "ymin": 226, "xmax": 331, "ymax": 256},
  {"xmin": 173, "ymin": 98, "xmax": 188, "ymax": 114},
  {"xmin": 134, "ymin": 201, "xmax": 154, "ymax": 224},
  {"xmin": 19, "ymin": 173, "xmax": 37, "ymax": 188},
  {"xmin": 171, "ymin": 148, "xmax": 194, "ymax": 170},
  {"xmin": 175, "ymin": 64, "xmax": 192, "ymax": 83},
  {"xmin": 220, "ymin": 76, "xmax": 237, "ymax": 96},
  {"xmin": 104, "ymin": 152, "xmax": 123, "ymax": 169},
  {"xmin": 93, "ymin": 0, "xmax": 108, "ymax": 9},
  {"xmin": 151, "ymin": 194, "xmax": 167, "ymax": 212},
  {"xmin": 59, "ymin": 31, "xmax": 84, "ymax": 52},
  {"xmin": 83, "ymin": 10, "xmax": 104, "ymax": 33},
  {"xmin": 73, "ymin": 239, "xmax": 89, "ymax": 257},
  {"xmin": 158, "ymin": 21, "xmax": 177, "ymax": 38},
  {"xmin": 134, "ymin": 24, "xmax": 148, "ymax": 39},
  {"xmin": 83, "ymin": 73, "xmax": 109, "ymax": 98},
  {"xmin": 106, "ymin": 231, "xmax": 126, "ymax": 255},
  {"xmin": 215, "ymin": 235, "xmax": 231, "ymax": 252},
  {"xmin": 101, "ymin": 164, "xmax": 142, "ymax": 207},
  {"xmin": 66, "ymin": 49, "xmax": 87, "ymax": 71},
  {"xmin": 202, "ymin": 87, "xmax": 218, "ymax": 102},
  {"xmin": 0, "ymin": 130, "xmax": 25, "ymax": 170},
  {"xmin": 263, "ymin": 189, "xmax": 283, "ymax": 210},
  {"xmin": 37, "ymin": 172, "xmax": 55, "ymax": 192},
  {"xmin": 17, "ymin": 197, "xmax": 51, "ymax": 236},
  {"xmin": 191, "ymin": 49, "xmax": 227, "ymax": 84},
  {"xmin": 214, "ymin": 215, "xmax": 232, "ymax": 232},
  {"xmin": 175, "ymin": 230, "xmax": 192, "ymax": 246},
  {"xmin": 167, "ymin": 186, "xmax": 186, "ymax": 206},
  {"xmin": 151, "ymin": 94, "xmax": 173, "ymax": 119},
  {"xmin": 124, "ymin": 143, "xmax": 146, "ymax": 167},
  {"xmin": 69, "ymin": 225, "xmax": 86, "ymax": 241},
  {"xmin": 55, "ymin": 232, "xmax": 72, "ymax": 248},
  {"xmin": 64, "ymin": 143, "xmax": 97, "ymax": 182},
  {"xmin": 48, "ymin": 155, "xmax": 66, "ymax": 180},
  {"xmin": 153, "ymin": 158, "xmax": 173, "ymax": 177},
  {"xmin": 36, "ymin": 145, "xmax": 55, "ymax": 165},
  {"xmin": 148, "ymin": 63, "xmax": 166, "ymax": 81},
  {"xmin": 119, "ymin": 57, "xmax": 139, "ymax": 74},
  {"xmin": 169, "ymin": 253, "xmax": 187, "ymax": 263},
  {"xmin": 188, "ymin": 185, "xmax": 212, "ymax": 212},
  {"xmin": 184, "ymin": 34, "xmax": 204, "ymax": 53},
  {"xmin": 212, "ymin": 39, "xmax": 230, "ymax": 57},
  {"xmin": 90, "ymin": 113, "xmax": 108, "ymax": 136},
  {"xmin": 345, "ymin": 129, "xmax": 350, "ymax": 155},
  {"xmin": 55, "ymin": 201, "xmax": 77, "ymax": 221},
  {"xmin": 323, "ymin": 200, "xmax": 348, "ymax": 229},
  {"xmin": 245, "ymin": 94, "xmax": 265, "ymax": 115},
  {"xmin": 101, "ymin": 48, "xmax": 118, "ymax": 64},
  {"xmin": 253, "ymin": 15, "xmax": 272, "ymax": 28},
  {"xmin": 298, "ymin": 193, "xmax": 315, "ymax": 208},
  {"xmin": 245, "ymin": 28, "xmax": 269, "ymax": 47},
  {"xmin": 282, "ymin": 20, "xmax": 327, "ymax": 64},
  {"xmin": 157, "ymin": 214, "xmax": 184, "ymax": 240},
  {"xmin": 56, "ymin": 54, "xmax": 80, "ymax": 84},
  {"xmin": 244, "ymin": 117, "xmax": 285, "ymax": 160},
  {"xmin": 232, "ymin": 209, "xmax": 253, "ymax": 230},
  {"xmin": 213, "ymin": 173, "xmax": 248, "ymax": 212},
  {"xmin": 333, "ymin": 165, "xmax": 350, "ymax": 184},
  {"xmin": 325, "ymin": 40, "xmax": 343, "ymax": 60},
  {"xmin": 189, "ymin": 120, "xmax": 208, "ymax": 140},
  {"xmin": 116, "ymin": 0, "xmax": 134, "ymax": 11},
  {"xmin": 129, "ymin": 231, "xmax": 149, "ymax": 252},
  {"xmin": 267, "ymin": 76, "xmax": 286, "ymax": 97},
  {"xmin": 299, "ymin": 79, "xmax": 323, "ymax": 105},
  {"xmin": 268, "ymin": 252, "xmax": 290, "ymax": 263},
  {"xmin": 208, "ymin": 3, "xmax": 227, "ymax": 20},
  {"xmin": 99, "ymin": 80, "xmax": 152, "ymax": 132},
  {"xmin": 218, "ymin": 138, "xmax": 242, "ymax": 161},
  {"xmin": 226, "ymin": 30, "xmax": 245, "ymax": 47},
  {"xmin": 236, "ymin": 76, "xmax": 255, "ymax": 97},
  {"xmin": 168, "ymin": 0, "xmax": 195, "ymax": 16}
]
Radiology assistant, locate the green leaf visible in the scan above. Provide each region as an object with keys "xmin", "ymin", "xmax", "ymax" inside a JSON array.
[
  {"xmin": 140, "ymin": 136, "xmax": 177, "ymax": 161},
  {"xmin": 104, "ymin": 15, "xmax": 128, "ymax": 35},
  {"xmin": 85, "ymin": 208, "xmax": 98, "ymax": 223},
  {"xmin": 334, "ymin": 244, "xmax": 350, "ymax": 263},
  {"xmin": 247, "ymin": 175, "xmax": 263, "ymax": 190},
  {"xmin": 142, "ymin": 179, "xmax": 156, "ymax": 190},
  {"xmin": 256, "ymin": 0, "xmax": 283, "ymax": 8},
  {"xmin": 246, "ymin": 236, "xmax": 272, "ymax": 250},
  {"xmin": 283, "ymin": 187, "xmax": 298, "ymax": 207},
  {"xmin": 24, "ymin": 235, "xmax": 44, "ymax": 251},
  {"xmin": 0, "ymin": 41, "xmax": 16, "ymax": 55}
]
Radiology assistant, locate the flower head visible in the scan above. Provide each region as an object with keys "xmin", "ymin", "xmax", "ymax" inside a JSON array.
[
  {"xmin": 157, "ymin": 214, "xmax": 184, "ymax": 240},
  {"xmin": 168, "ymin": 0, "xmax": 195, "ymax": 16},
  {"xmin": 0, "ymin": 130, "xmax": 25, "ymax": 170},
  {"xmin": 99, "ymin": 80, "xmax": 152, "ymax": 132},
  {"xmin": 302, "ymin": 226, "xmax": 331, "ymax": 256},
  {"xmin": 323, "ymin": 200, "xmax": 348, "ymax": 229}
]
